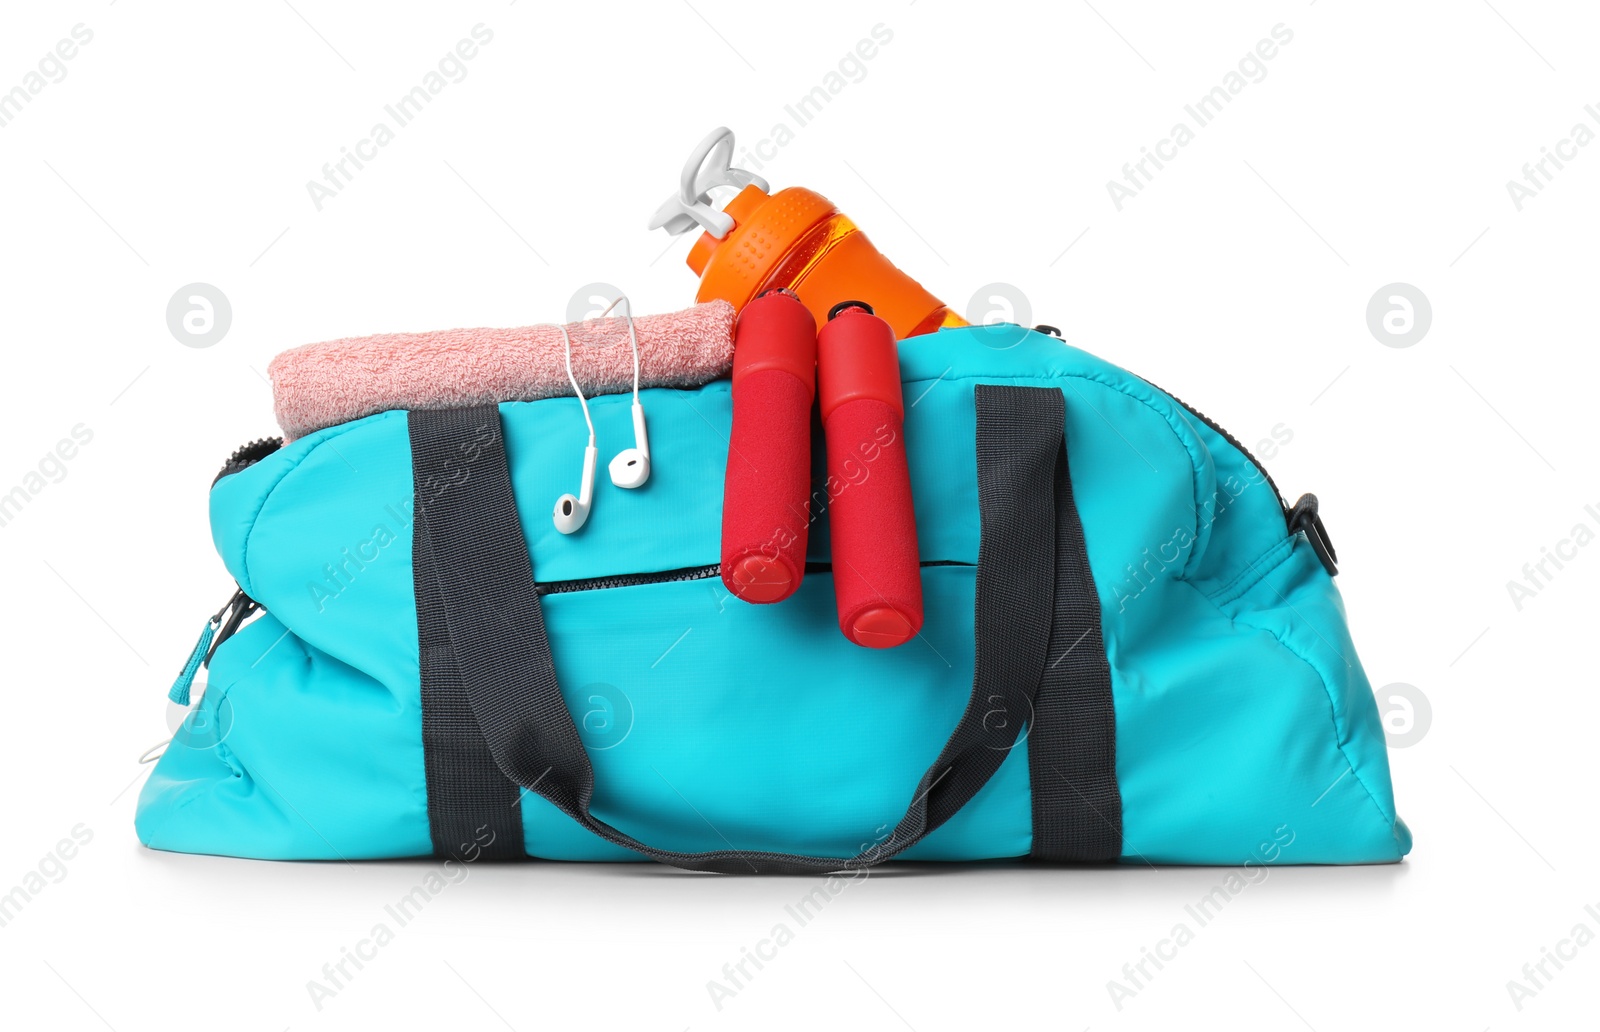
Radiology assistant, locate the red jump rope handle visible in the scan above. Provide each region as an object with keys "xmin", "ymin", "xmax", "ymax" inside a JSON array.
[
  {"xmin": 817, "ymin": 302, "xmax": 923, "ymax": 648},
  {"xmin": 721, "ymin": 290, "xmax": 818, "ymax": 604}
]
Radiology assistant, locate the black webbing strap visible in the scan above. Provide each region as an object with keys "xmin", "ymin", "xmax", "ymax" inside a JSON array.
[
  {"xmin": 412, "ymin": 408, "xmax": 526, "ymax": 860},
  {"xmin": 1027, "ymin": 408, "xmax": 1123, "ymax": 862},
  {"xmin": 408, "ymin": 386, "xmax": 1095, "ymax": 872}
]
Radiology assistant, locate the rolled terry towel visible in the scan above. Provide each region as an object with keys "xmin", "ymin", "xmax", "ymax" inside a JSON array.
[{"xmin": 268, "ymin": 300, "xmax": 737, "ymax": 441}]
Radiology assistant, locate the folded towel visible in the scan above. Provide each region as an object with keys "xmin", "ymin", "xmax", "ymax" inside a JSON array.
[{"xmin": 268, "ymin": 301, "xmax": 737, "ymax": 441}]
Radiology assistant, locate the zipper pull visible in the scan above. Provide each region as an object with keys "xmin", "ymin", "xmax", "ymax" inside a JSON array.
[
  {"xmin": 168, "ymin": 590, "xmax": 254, "ymax": 705},
  {"xmin": 168, "ymin": 622, "xmax": 218, "ymax": 706}
]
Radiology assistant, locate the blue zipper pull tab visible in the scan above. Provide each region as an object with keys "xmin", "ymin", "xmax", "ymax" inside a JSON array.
[
  {"xmin": 168, "ymin": 623, "xmax": 217, "ymax": 706},
  {"xmin": 168, "ymin": 590, "xmax": 249, "ymax": 706}
]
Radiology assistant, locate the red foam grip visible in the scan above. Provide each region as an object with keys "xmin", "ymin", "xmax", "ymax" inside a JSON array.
[
  {"xmin": 721, "ymin": 293, "xmax": 817, "ymax": 604},
  {"xmin": 817, "ymin": 307, "xmax": 922, "ymax": 648},
  {"xmin": 823, "ymin": 399, "xmax": 923, "ymax": 647}
]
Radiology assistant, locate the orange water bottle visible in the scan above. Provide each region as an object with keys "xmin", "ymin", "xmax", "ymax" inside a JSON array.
[{"xmin": 649, "ymin": 128, "xmax": 968, "ymax": 339}]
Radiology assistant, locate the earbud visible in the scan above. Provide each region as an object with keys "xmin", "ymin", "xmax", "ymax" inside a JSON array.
[
  {"xmin": 550, "ymin": 294, "xmax": 652, "ymax": 531},
  {"xmin": 553, "ymin": 322, "xmax": 599, "ymax": 534},
  {"xmin": 609, "ymin": 402, "xmax": 650, "ymax": 489},
  {"xmin": 553, "ymin": 443, "xmax": 598, "ymax": 534},
  {"xmin": 604, "ymin": 296, "xmax": 651, "ymax": 490}
]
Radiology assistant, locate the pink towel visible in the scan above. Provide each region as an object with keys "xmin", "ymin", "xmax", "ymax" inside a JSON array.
[{"xmin": 268, "ymin": 301, "xmax": 737, "ymax": 441}]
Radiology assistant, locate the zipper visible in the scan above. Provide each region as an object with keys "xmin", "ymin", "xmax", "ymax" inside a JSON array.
[
  {"xmin": 807, "ymin": 559, "xmax": 969, "ymax": 574},
  {"xmin": 1137, "ymin": 378, "xmax": 1290, "ymax": 529},
  {"xmin": 172, "ymin": 562, "xmax": 958, "ymax": 698},
  {"xmin": 168, "ymin": 588, "xmax": 260, "ymax": 705},
  {"xmin": 537, "ymin": 565, "xmax": 722, "ymax": 596},
  {"xmin": 207, "ymin": 344, "xmax": 1290, "ymax": 584},
  {"xmin": 214, "ymin": 437, "xmax": 283, "ymax": 485},
  {"xmin": 538, "ymin": 560, "xmax": 975, "ymax": 596},
  {"xmin": 1137, "ymin": 376, "xmax": 1334, "ymax": 572},
  {"xmin": 207, "ymin": 589, "xmax": 262, "ymax": 663},
  {"xmin": 1031, "ymin": 326, "xmax": 1289, "ymax": 529}
]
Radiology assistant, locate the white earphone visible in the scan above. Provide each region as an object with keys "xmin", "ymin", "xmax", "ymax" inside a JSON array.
[
  {"xmin": 551, "ymin": 297, "xmax": 651, "ymax": 535},
  {"xmin": 602, "ymin": 296, "xmax": 650, "ymax": 490},
  {"xmin": 553, "ymin": 322, "xmax": 598, "ymax": 534}
]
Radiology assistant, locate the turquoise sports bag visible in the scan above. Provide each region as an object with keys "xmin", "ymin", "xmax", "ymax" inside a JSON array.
[{"xmin": 135, "ymin": 324, "xmax": 1411, "ymax": 870}]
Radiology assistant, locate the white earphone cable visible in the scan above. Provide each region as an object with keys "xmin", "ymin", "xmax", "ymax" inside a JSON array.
[
  {"xmin": 558, "ymin": 323, "xmax": 596, "ymax": 445},
  {"xmin": 599, "ymin": 294, "xmax": 641, "ymax": 405}
]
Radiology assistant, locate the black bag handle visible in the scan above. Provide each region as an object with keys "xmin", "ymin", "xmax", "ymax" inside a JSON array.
[{"xmin": 409, "ymin": 384, "xmax": 1070, "ymax": 873}]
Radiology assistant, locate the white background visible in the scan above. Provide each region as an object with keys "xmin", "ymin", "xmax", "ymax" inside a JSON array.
[{"xmin": 1, "ymin": 1, "xmax": 1595, "ymax": 1029}]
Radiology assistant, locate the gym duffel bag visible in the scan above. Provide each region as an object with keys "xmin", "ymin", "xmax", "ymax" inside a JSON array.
[{"xmin": 135, "ymin": 323, "xmax": 1411, "ymax": 871}]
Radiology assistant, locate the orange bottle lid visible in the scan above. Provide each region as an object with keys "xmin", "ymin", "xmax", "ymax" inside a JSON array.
[{"xmin": 689, "ymin": 185, "xmax": 839, "ymax": 309}]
